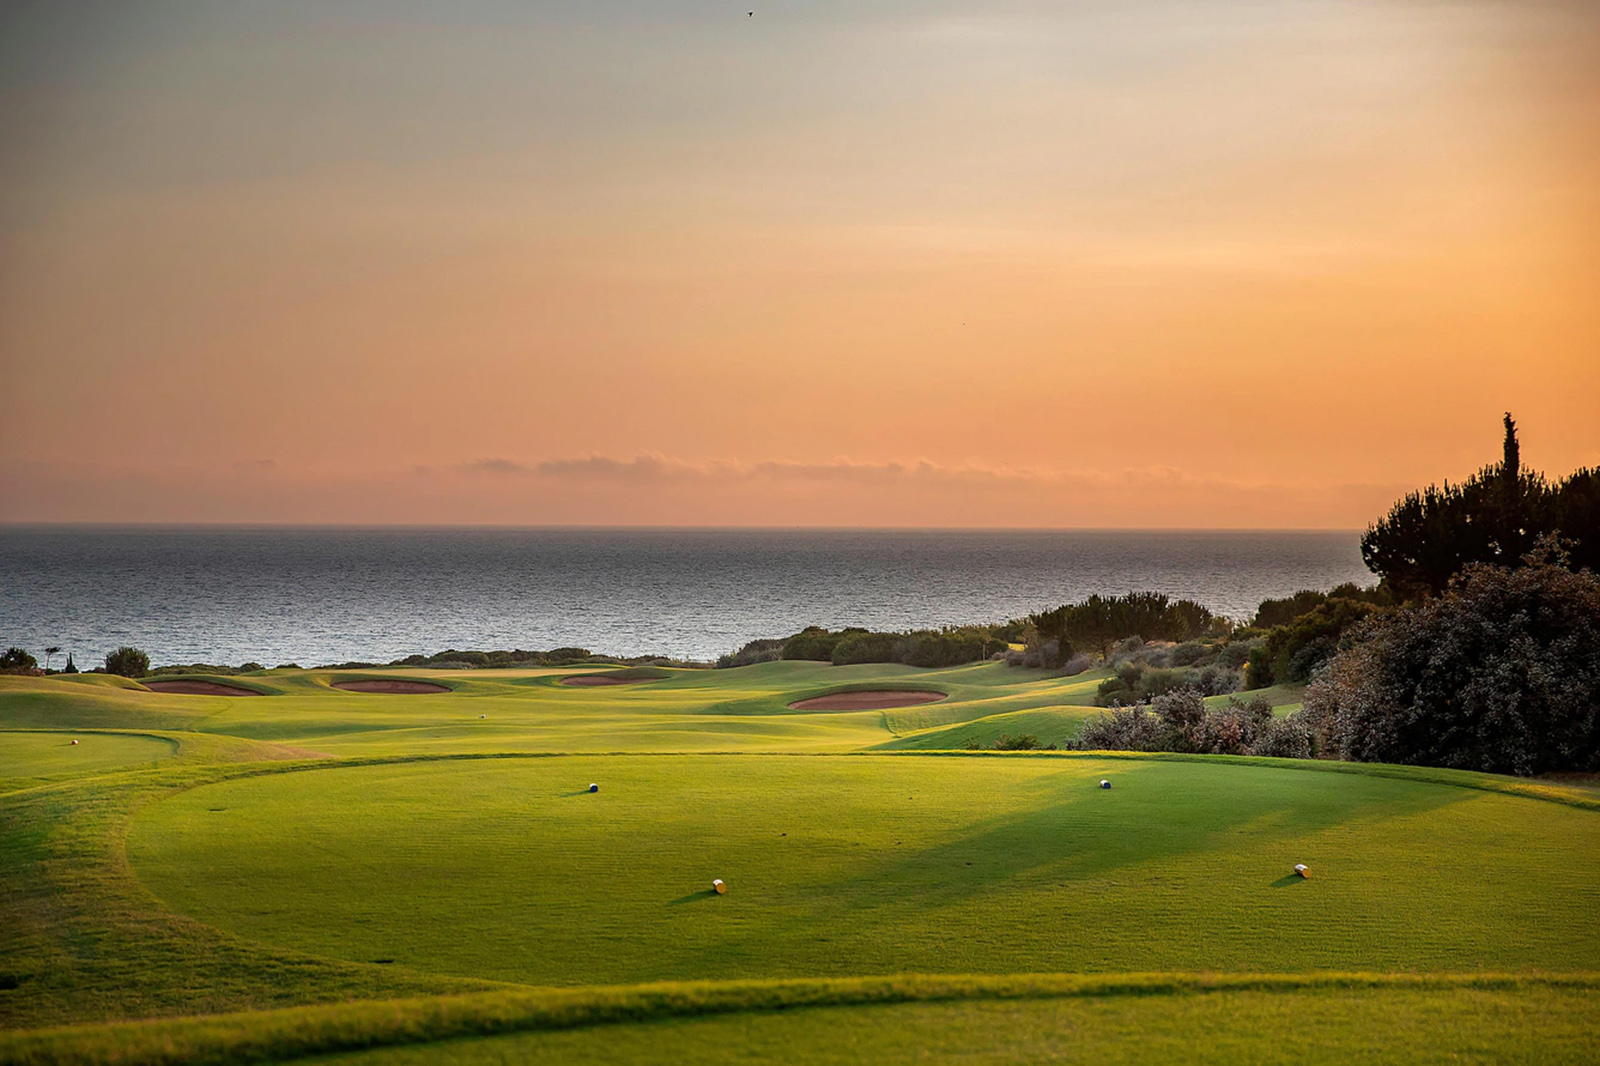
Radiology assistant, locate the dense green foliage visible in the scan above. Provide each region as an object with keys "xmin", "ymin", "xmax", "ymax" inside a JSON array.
[
  {"xmin": 1246, "ymin": 599, "xmax": 1382, "ymax": 688},
  {"xmin": 1033, "ymin": 593, "xmax": 1215, "ymax": 657},
  {"xmin": 1362, "ymin": 415, "xmax": 1600, "ymax": 597},
  {"xmin": 778, "ymin": 627, "xmax": 996, "ymax": 668},
  {"xmin": 716, "ymin": 638, "xmax": 787, "ymax": 668},
  {"xmin": 1305, "ymin": 554, "xmax": 1600, "ymax": 775},
  {"xmin": 1, "ymin": 647, "xmax": 38, "ymax": 675},
  {"xmin": 1252, "ymin": 584, "xmax": 1392, "ymax": 630},
  {"xmin": 103, "ymin": 647, "xmax": 150, "ymax": 678}
]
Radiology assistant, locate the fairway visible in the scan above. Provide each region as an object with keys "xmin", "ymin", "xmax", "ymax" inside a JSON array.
[
  {"xmin": 128, "ymin": 754, "xmax": 1600, "ymax": 985},
  {"xmin": 5, "ymin": 662, "xmax": 1599, "ymax": 1064}
]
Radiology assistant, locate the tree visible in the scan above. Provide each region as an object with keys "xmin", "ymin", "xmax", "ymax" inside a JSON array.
[
  {"xmin": 43, "ymin": 646, "xmax": 62, "ymax": 672},
  {"xmin": 0, "ymin": 647, "xmax": 38, "ymax": 674},
  {"xmin": 105, "ymin": 646, "xmax": 151, "ymax": 678},
  {"xmin": 1550, "ymin": 467, "xmax": 1600, "ymax": 573},
  {"xmin": 1302, "ymin": 544, "xmax": 1600, "ymax": 776},
  {"xmin": 1362, "ymin": 413, "xmax": 1552, "ymax": 598},
  {"xmin": 63, "ymin": 652, "xmax": 78, "ymax": 674}
]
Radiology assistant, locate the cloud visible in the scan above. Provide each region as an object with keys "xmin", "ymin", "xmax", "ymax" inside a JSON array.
[
  {"xmin": 456, "ymin": 453, "xmax": 1346, "ymax": 496},
  {"xmin": 463, "ymin": 458, "xmax": 533, "ymax": 475}
]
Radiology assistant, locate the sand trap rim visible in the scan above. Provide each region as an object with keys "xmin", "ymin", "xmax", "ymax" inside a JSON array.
[
  {"xmin": 140, "ymin": 678, "xmax": 269, "ymax": 697},
  {"xmin": 330, "ymin": 678, "xmax": 453, "ymax": 694},
  {"xmin": 788, "ymin": 689, "xmax": 947, "ymax": 711}
]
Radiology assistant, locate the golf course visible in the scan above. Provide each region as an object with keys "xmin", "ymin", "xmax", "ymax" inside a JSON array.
[{"xmin": 2, "ymin": 660, "xmax": 1597, "ymax": 1063}]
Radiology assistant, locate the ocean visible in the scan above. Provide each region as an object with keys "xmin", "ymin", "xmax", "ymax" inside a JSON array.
[{"xmin": 0, "ymin": 528, "xmax": 1372, "ymax": 666}]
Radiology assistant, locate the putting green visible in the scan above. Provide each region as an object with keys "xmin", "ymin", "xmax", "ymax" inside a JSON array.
[
  {"xmin": 128, "ymin": 755, "xmax": 1600, "ymax": 987},
  {"xmin": 315, "ymin": 985, "xmax": 1600, "ymax": 1065},
  {"xmin": 0, "ymin": 730, "xmax": 176, "ymax": 788}
]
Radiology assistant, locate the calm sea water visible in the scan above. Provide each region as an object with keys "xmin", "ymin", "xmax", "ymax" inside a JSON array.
[{"xmin": 0, "ymin": 528, "xmax": 1371, "ymax": 666}]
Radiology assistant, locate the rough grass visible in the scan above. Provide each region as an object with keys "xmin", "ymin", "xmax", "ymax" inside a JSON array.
[
  {"xmin": 323, "ymin": 982, "xmax": 1600, "ymax": 1065},
  {"xmin": 3, "ymin": 973, "xmax": 1595, "ymax": 1066}
]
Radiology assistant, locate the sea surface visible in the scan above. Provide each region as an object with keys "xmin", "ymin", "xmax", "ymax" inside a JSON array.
[{"xmin": 0, "ymin": 528, "xmax": 1372, "ymax": 666}]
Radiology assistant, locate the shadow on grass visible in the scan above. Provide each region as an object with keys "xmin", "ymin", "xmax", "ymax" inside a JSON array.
[
  {"xmin": 1270, "ymin": 874, "xmax": 1308, "ymax": 888},
  {"xmin": 558, "ymin": 790, "xmax": 596, "ymax": 798},
  {"xmin": 668, "ymin": 889, "xmax": 719, "ymax": 906}
]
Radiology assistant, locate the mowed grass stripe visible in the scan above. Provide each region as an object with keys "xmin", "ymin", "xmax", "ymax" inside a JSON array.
[{"xmin": 3, "ymin": 973, "xmax": 1595, "ymax": 1066}]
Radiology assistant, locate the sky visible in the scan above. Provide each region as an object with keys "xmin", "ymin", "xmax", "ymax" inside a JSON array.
[{"xmin": 2, "ymin": 0, "xmax": 1597, "ymax": 527}]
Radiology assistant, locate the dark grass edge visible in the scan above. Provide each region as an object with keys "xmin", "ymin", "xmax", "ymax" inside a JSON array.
[{"xmin": 2, "ymin": 972, "xmax": 1595, "ymax": 1066}]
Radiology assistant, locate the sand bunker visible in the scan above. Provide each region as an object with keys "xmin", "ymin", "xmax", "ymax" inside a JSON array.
[
  {"xmin": 142, "ymin": 679, "xmax": 262, "ymax": 697},
  {"xmin": 788, "ymin": 690, "xmax": 946, "ymax": 711},
  {"xmin": 332, "ymin": 679, "xmax": 450, "ymax": 694},
  {"xmin": 560, "ymin": 675, "xmax": 650, "ymax": 687}
]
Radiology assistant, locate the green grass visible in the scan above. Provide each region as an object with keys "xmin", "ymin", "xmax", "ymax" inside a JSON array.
[
  {"xmin": 2, "ymin": 663, "xmax": 1597, "ymax": 1062},
  {"xmin": 1, "ymin": 731, "xmax": 177, "ymax": 792},
  {"xmin": 322, "ymin": 983, "xmax": 1600, "ymax": 1065},
  {"xmin": 127, "ymin": 755, "xmax": 1599, "ymax": 985},
  {"xmin": 3, "ymin": 974, "xmax": 1595, "ymax": 1066}
]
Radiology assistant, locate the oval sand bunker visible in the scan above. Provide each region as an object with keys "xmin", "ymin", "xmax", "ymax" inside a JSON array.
[
  {"xmin": 332, "ymin": 679, "xmax": 450, "ymax": 694},
  {"xmin": 142, "ymin": 680, "xmax": 262, "ymax": 697},
  {"xmin": 788, "ymin": 690, "xmax": 946, "ymax": 711},
  {"xmin": 560, "ymin": 675, "xmax": 650, "ymax": 687}
]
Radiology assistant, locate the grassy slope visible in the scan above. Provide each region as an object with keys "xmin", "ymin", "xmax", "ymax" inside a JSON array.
[{"xmin": 2, "ymin": 665, "xmax": 1598, "ymax": 1063}]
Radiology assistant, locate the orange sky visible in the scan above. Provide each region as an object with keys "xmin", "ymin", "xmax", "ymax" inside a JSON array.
[{"xmin": 2, "ymin": 1, "xmax": 1597, "ymax": 526}]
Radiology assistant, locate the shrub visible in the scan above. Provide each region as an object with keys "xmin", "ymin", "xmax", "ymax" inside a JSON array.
[
  {"xmin": 1219, "ymin": 640, "xmax": 1256, "ymax": 670},
  {"xmin": 1152, "ymin": 687, "xmax": 1206, "ymax": 745},
  {"xmin": 993, "ymin": 733, "xmax": 1041, "ymax": 751},
  {"xmin": 1252, "ymin": 714, "xmax": 1315, "ymax": 759},
  {"xmin": 0, "ymin": 647, "xmax": 38, "ymax": 675},
  {"xmin": 1060, "ymin": 652, "xmax": 1093, "ymax": 676},
  {"xmin": 1076, "ymin": 703, "xmax": 1169, "ymax": 751},
  {"xmin": 717, "ymin": 638, "xmax": 786, "ymax": 668},
  {"xmin": 1262, "ymin": 599, "xmax": 1381, "ymax": 683},
  {"xmin": 1033, "ymin": 593, "xmax": 1215, "ymax": 657},
  {"xmin": 831, "ymin": 631, "xmax": 902, "ymax": 665},
  {"xmin": 782, "ymin": 627, "xmax": 848, "ymax": 662},
  {"xmin": 105, "ymin": 647, "xmax": 150, "ymax": 678},
  {"xmin": 903, "ymin": 631, "xmax": 980, "ymax": 668},
  {"xmin": 1244, "ymin": 645, "xmax": 1274, "ymax": 689},
  {"xmin": 1169, "ymin": 641, "xmax": 1208, "ymax": 667},
  {"xmin": 1194, "ymin": 664, "xmax": 1239, "ymax": 696},
  {"xmin": 1098, "ymin": 662, "xmax": 1239, "ymax": 704},
  {"xmin": 1302, "ymin": 548, "xmax": 1600, "ymax": 776}
]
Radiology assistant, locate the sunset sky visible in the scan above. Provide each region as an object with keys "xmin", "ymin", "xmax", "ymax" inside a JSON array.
[{"xmin": 2, "ymin": 0, "xmax": 1597, "ymax": 527}]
